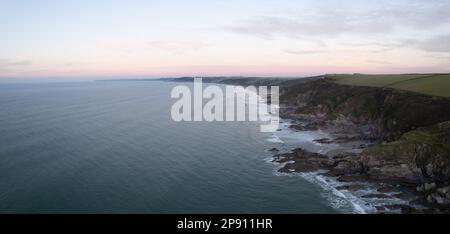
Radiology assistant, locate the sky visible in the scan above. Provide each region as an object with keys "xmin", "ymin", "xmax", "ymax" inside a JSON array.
[{"xmin": 1, "ymin": 0, "xmax": 450, "ymax": 80}]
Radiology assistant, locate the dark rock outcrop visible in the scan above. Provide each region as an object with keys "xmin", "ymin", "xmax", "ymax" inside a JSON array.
[{"xmin": 274, "ymin": 121, "xmax": 450, "ymax": 212}]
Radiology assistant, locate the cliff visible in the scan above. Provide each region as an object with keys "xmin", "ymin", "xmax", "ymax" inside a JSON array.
[
  {"xmin": 275, "ymin": 77, "xmax": 450, "ymax": 211},
  {"xmin": 361, "ymin": 121, "xmax": 450, "ymax": 184},
  {"xmin": 279, "ymin": 78, "xmax": 450, "ymax": 142}
]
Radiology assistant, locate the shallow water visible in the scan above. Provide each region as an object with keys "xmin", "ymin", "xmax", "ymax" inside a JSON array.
[{"xmin": 0, "ymin": 81, "xmax": 350, "ymax": 213}]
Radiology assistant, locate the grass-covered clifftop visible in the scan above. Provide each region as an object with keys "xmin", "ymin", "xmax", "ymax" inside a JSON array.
[{"xmin": 329, "ymin": 73, "xmax": 450, "ymax": 97}]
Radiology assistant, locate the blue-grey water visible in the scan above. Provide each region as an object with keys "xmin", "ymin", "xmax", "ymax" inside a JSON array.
[{"xmin": 0, "ymin": 81, "xmax": 339, "ymax": 213}]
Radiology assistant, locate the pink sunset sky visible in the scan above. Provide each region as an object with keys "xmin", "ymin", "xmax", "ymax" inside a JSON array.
[{"xmin": 1, "ymin": 0, "xmax": 450, "ymax": 80}]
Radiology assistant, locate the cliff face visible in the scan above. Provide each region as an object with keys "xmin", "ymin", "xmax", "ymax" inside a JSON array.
[
  {"xmin": 361, "ymin": 121, "xmax": 450, "ymax": 184},
  {"xmin": 279, "ymin": 78, "xmax": 450, "ymax": 142}
]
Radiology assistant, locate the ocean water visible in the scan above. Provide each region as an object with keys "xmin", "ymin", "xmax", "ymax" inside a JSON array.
[{"xmin": 0, "ymin": 81, "xmax": 348, "ymax": 214}]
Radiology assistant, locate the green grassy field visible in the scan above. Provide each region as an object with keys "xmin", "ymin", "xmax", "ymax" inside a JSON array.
[{"xmin": 330, "ymin": 73, "xmax": 450, "ymax": 97}]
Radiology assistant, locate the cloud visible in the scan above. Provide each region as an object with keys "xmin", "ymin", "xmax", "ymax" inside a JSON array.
[
  {"xmin": 341, "ymin": 34, "xmax": 450, "ymax": 54},
  {"xmin": 0, "ymin": 59, "xmax": 33, "ymax": 75},
  {"xmin": 0, "ymin": 59, "xmax": 32, "ymax": 67},
  {"xmin": 366, "ymin": 59, "xmax": 392, "ymax": 65},
  {"xmin": 283, "ymin": 49, "xmax": 325, "ymax": 54},
  {"xmin": 341, "ymin": 42, "xmax": 403, "ymax": 53},
  {"xmin": 98, "ymin": 40, "xmax": 211, "ymax": 54},
  {"xmin": 225, "ymin": 1, "xmax": 450, "ymax": 39},
  {"xmin": 403, "ymin": 35, "xmax": 450, "ymax": 53},
  {"xmin": 226, "ymin": 15, "xmax": 361, "ymax": 39},
  {"xmin": 428, "ymin": 54, "xmax": 450, "ymax": 61},
  {"xmin": 145, "ymin": 40, "xmax": 211, "ymax": 52}
]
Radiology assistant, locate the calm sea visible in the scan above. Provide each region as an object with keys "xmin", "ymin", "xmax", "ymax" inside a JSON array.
[{"xmin": 0, "ymin": 81, "xmax": 346, "ymax": 213}]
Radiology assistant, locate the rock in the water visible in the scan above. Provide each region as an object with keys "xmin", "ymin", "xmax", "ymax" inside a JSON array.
[
  {"xmin": 427, "ymin": 192, "xmax": 450, "ymax": 205},
  {"xmin": 334, "ymin": 160, "xmax": 362, "ymax": 174},
  {"xmin": 289, "ymin": 122, "xmax": 321, "ymax": 131},
  {"xmin": 335, "ymin": 184, "xmax": 365, "ymax": 191},
  {"xmin": 377, "ymin": 186, "xmax": 400, "ymax": 193},
  {"xmin": 313, "ymin": 138, "xmax": 334, "ymax": 144},
  {"xmin": 358, "ymin": 144, "xmax": 369, "ymax": 149},
  {"xmin": 269, "ymin": 148, "xmax": 279, "ymax": 153},
  {"xmin": 394, "ymin": 192, "xmax": 418, "ymax": 200},
  {"xmin": 321, "ymin": 169, "xmax": 347, "ymax": 177},
  {"xmin": 337, "ymin": 175, "xmax": 368, "ymax": 183},
  {"xmin": 362, "ymin": 194, "xmax": 391, "ymax": 199},
  {"xmin": 416, "ymin": 182, "xmax": 437, "ymax": 192},
  {"xmin": 274, "ymin": 148, "xmax": 330, "ymax": 173},
  {"xmin": 383, "ymin": 204, "xmax": 415, "ymax": 213},
  {"xmin": 437, "ymin": 186, "xmax": 450, "ymax": 197}
]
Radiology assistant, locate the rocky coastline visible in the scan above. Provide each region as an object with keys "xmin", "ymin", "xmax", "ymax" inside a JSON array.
[
  {"xmin": 165, "ymin": 75, "xmax": 450, "ymax": 213},
  {"xmin": 271, "ymin": 77, "xmax": 450, "ymax": 213}
]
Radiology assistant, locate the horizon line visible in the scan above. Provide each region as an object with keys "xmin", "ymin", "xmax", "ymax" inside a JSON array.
[{"xmin": 2, "ymin": 72, "xmax": 450, "ymax": 81}]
